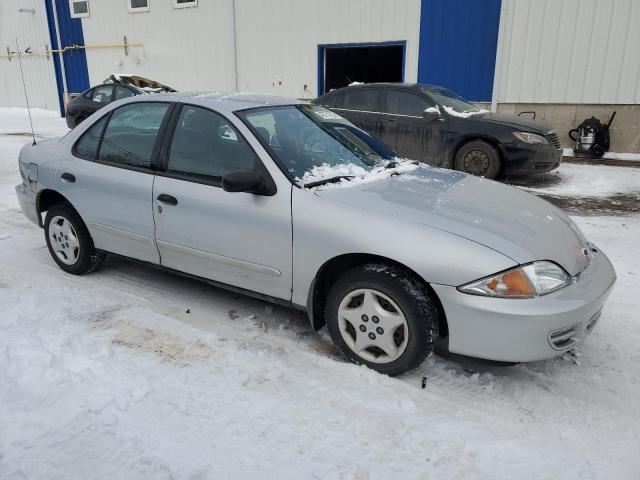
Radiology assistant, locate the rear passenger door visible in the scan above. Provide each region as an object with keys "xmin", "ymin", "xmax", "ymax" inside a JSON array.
[
  {"xmin": 381, "ymin": 89, "xmax": 445, "ymax": 165},
  {"xmin": 152, "ymin": 104, "xmax": 293, "ymax": 300},
  {"xmin": 332, "ymin": 88, "xmax": 382, "ymax": 140},
  {"xmin": 62, "ymin": 102, "xmax": 172, "ymax": 263}
]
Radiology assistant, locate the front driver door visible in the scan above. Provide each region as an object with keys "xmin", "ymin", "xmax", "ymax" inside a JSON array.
[
  {"xmin": 152, "ymin": 104, "xmax": 292, "ymax": 300},
  {"xmin": 380, "ymin": 89, "xmax": 446, "ymax": 166}
]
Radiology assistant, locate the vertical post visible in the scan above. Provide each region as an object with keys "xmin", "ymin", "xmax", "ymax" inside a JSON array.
[
  {"xmin": 51, "ymin": 0, "xmax": 69, "ymax": 108},
  {"xmin": 231, "ymin": 0, "xmax": 239, "ymax": 91},
  {"xmin": 490, "ymin": 0, "xmax": 507, "ymax": 113}
]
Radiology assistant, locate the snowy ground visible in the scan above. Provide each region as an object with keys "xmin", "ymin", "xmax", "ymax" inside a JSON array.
[{"xmin": 1, "ymin": 108, "xmax": 639, "ymax": 479}]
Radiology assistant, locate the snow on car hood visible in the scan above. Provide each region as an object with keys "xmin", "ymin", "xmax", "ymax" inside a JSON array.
[{"xmin": 314, "ymin": 166, "xmax": 590, "ymax": 276}]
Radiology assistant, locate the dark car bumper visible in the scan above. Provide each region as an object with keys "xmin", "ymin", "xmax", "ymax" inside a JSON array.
[
  {"xmin": 65, "ymin": 114, "xmax": 78, "ymax": 129},
  {"xmin": 503, "ymin": 142, "xmax": 562, "ymax": 177}
]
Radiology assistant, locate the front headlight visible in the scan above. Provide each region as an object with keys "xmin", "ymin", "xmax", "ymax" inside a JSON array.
[
  {"xmin": 513, "ymin": 132, "xmax": 549, "ymax": 144},
  {"xmin": 458, "ymin": 261, "xmax": 571, "ymax": 298}
]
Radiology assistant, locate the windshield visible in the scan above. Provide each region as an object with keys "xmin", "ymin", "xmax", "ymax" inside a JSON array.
[
  {"xmin": 238, "ymin": 105, "xmax": 395, "ymax": 183},
  {"xmin": 421, "ymin": 86, "xmax": 480, "ymax": 114}
]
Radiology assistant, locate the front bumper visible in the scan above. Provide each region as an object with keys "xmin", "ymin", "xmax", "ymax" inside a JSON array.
[
  {"xmin": 15, "ymin": 183, "xmax": 40, "ymax": 227},
  {"xmin": 431, "ymin": 245, "xmax": 616, "ymax": 362},
  {"xmin": 504, "ymin": 142, "xmax": 562, "ymax": 176}
]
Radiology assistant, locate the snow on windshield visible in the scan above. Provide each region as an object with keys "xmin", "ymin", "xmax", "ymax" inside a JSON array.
[{"xmin": 299, "ymin": 158, "xmax": 421, "ymax": 190}]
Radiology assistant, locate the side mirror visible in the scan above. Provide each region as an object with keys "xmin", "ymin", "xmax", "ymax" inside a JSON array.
[
  {"xmin": 422, "ymin": 107, "xmax": 442, "ymax": 121},
  {"xmin": 222, "ymin": 170, "xmax": 265, "ymax": 194}
]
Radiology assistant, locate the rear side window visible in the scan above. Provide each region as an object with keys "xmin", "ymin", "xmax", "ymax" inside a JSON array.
[
  {"xmin": 91, "ymin": 86, "xmax": 113, "ymax": 104},
  {"xmin": 74, "ymin": 116, "xmax": 107, "ymax": 159},
  {"xmin": 385, "ymin": 90, "xmax": 431, "ymax": 117},
  {"xmin": 167, "ymin": 105, "xmax": 259, "ymax": 181},
  {"xmin": 98, "ymin": 103, "xmax": 170, "ymax": 168},
  {"xmin": 342, "ymin": 89, "xmax": 380, "ymax": 112},
  {"xmin": 324, "ymin": 93, "xmax": 344, "ymax": 108}
]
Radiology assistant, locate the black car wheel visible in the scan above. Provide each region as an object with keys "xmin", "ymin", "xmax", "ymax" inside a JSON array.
[{"xmin": 455, "ymin": 140, "xmax": 501, "ymax": 179}]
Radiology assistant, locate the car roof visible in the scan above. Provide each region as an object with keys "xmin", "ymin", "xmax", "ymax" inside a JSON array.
[
  {"xmin": 146, "ymin": 92, "xmax": 307, "ymax": 113},
  {"xmin": 320, "ymin": 83, "xmax": 439, "ymax": 97}
]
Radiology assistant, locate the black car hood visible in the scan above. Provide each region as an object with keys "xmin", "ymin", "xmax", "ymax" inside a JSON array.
[{"xmin": 471, "ymin": 112, "xmax": 552, "ymax": 133}]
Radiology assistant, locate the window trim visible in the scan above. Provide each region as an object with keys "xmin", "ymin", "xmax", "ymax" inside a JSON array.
[
  {"xmin": 69, "ymin": 0, "xmax": 90, "ymax": 18},
  {"xmin": 72, "ymin": 101, "xmax": 175, "ymax": 175},
  {"xmin": 156, "ymin": 102, "xmax": 276, "ymax": 195},
  {"xmin": 173, "ymin": 0, "xmax": 197, "ymax": 9},
  {"xmin": 127, "ymin": 0, "xmax": 150, "ymax": 13}
]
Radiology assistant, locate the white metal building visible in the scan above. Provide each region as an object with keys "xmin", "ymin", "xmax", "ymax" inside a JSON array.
[{"xmin": 1, "ymin": 0, "xmax": 639, "ymax": 150}]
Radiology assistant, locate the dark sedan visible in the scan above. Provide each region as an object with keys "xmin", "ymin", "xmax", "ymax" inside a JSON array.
[{"xmin": 313, "ymin": 83, "xmax": 562, "ymax": 178}]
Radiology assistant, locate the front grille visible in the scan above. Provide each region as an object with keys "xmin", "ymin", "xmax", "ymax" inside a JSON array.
[
  {"xmin": 548, "ymin": 324, "xmax": 580, "ymax": 350},
  {"xmin": 546, "ymin": 130, "xmax": 562, "ymax": 149}
]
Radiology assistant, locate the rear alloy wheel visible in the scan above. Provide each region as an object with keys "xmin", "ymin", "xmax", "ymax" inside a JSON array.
[
  {"xmin": 325, "ymin": 263, "xmax": 439, "ymax": 376},
  {"xmin": 455, "ymin": 140, "xmax": 501, "ymax": 179},
  {"xmin": 44, "ymin": 203, "xmax": 105, "ymax": 275}
]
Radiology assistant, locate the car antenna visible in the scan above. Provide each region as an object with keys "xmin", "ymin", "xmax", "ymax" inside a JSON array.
[{"xmin": 14, "ymin": 38, "xmax": 36, "ymax": 145}]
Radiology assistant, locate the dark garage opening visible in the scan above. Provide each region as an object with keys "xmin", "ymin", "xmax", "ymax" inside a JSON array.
[{"xmin": 321, "ymin": 44, "xmax": 404, "ymax": 94}]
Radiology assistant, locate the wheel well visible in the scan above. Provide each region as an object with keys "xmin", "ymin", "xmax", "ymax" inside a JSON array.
[
  {"xmin": 453, "ymin": 136, "xmax": 505, "ymax": 178},
  {"xmin": 37, "ymin": 190, "xmax": 70, "ymax": 216},
  {"xmin": 308, "ymin": 253, "xmax": 448, "ymax": 338}
]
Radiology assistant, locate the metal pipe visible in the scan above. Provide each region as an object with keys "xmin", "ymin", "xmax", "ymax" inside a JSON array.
[
  {"xmin": 51, "ymin": 0, "xmax": 69, "ymax": 106},
  {"xmin": 231, "ymin": 0, "xmax": 239, "ymax": 91}
]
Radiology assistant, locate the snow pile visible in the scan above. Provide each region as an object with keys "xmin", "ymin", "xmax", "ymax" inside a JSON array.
[
  {"xmin": 425, "ymin": 105, "xmax": 441, "ymax": 115},
  {"xmin": 441, "ymin": 105, "xmax": 489, "ymax": 118},
  {"xmin": 348, "ymin": 81, "xmax": 364, "ymax": 86},
  {"xmin": 299, "ymin": 158, "xmax": 420, "ymax": 189}
]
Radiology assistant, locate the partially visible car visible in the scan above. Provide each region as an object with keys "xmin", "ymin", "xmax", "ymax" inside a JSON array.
[
  {"xmin": 313, "ymin": 83, "xmax": 563, "ymax": 179},
  {"xmin": 65, "ymin": 74, "xmax": 176, "ymax": 129}
]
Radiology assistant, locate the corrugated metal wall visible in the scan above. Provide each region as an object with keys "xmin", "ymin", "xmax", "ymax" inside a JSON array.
[
  {"xmin": 496, "ymin": 0, "xmax": 640, "ymax": 104},
  {"xmin": 0, "ymin": 0, "xmax": 59, "ymax": 110},
  {"xmin": 77, "ymin": 0, "xmax": 420, "ymax": 100},
  {"xmin": 418, "ymin": 0, "xmax": 501, "ymax": 102}
]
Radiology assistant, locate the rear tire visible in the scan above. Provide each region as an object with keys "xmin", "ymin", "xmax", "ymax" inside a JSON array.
[
  {"xmin": 454, "ymin": 140, "xmax": 501, "ymax": 179},
  {"xmin": 44, "ymin": 203, "xmax": 105, "ymax": 275},
  {"xmin": 325, "ymin": 263, "xmax": 439, "ymax": 376}
]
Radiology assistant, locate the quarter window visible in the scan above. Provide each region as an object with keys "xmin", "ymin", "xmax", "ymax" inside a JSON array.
[
  {"xmin": 342, "ymin": 89, "xmax": 380, "ymax": 112},
  {"xmin": 167, "ymin": 105, "xmax": 259, "ymax": 181},
  {"xmin": 69, "ymin": 0, "xmax": 90, "ymax": 18},
  {"xmin": 385, "ymin": 91, "xmax": 431, "ymax": 117},
  {"xmin": 98, "ymin": 103, "xmax": 170, "ymax": 168},
  {"xmin": 74, "ymin": 116, "xmax": 107, "ymax": 159}
]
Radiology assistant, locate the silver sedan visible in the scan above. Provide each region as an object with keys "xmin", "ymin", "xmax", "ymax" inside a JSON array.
[{"xmin": 15, "ymin": 93, "xmax": 616, "ymax": 376}]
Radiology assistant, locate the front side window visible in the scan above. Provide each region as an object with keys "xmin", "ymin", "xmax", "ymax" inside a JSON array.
[
  {"xmin": 385, "ymin": 91, "xmax": 431, "ymax": 117},
  {"xmin": 167, "ymin": 105, "xmax": 259, "ymax": 181},
  {"xmin": 342, "ymin": 89, "xmax": 380, "ymax": 112},
  {"xmin": 239, "ymin": 105, "xmax": 394, "ymax": 182},
  {"xmin": 98, "ymin": 103, "xmax": 170, "ymax": 168},
  {"xmin": 74, "ymin": 116, "xmax": 107, "ymax": 159},
  {"xmin": 421, "ymin": 86, "xmax": 480, "ymax": 114},
  {"xmin": 91, "ymin": 86, "xmax": 113, "ymax": 104},
  {"xmin": 114, "ymin": 86, "xmax": 136, "ymax": 100}
]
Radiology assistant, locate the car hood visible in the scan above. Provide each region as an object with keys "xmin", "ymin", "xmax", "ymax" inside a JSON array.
[
  {"xmin": 314, "ymin": 167, "xmax": 590, "ymax": 277},
  {"xmin": 471, "ymin": 112, "xmax": 553, "ymax": 133}
]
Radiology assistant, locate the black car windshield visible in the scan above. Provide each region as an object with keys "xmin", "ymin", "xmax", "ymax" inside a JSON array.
[
  {"xmin": 238, "ymin": 105, "xmax": 395, "ymax": 183},
  {"xmin": 422, "ymin": 86, "xmax": 480, "ymax": 114}
]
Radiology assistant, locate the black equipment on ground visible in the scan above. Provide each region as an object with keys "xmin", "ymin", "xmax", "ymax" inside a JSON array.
[{"xmin": 569, "ymin": 112, "xmax": 616, "ymax": 158}]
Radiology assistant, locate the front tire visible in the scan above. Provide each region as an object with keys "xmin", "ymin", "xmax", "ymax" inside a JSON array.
[
  {"xmin": 325, "ymin": 263, "xmax": 439, "ymax": 376},
  {"xmin": 44, "ymin": 203, "xmax": 105, "ymax": 275},
  {"xmin": 454, "ymin": 140, "xmax": 501, "ymax": 179}
]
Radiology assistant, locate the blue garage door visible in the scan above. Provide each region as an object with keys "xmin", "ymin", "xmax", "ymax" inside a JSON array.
[{"xmin": 418, "ymin": 0, "xmax": 501, "ymax": 102}]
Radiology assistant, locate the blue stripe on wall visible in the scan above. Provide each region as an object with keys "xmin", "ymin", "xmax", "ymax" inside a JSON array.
[
  {"xmin": 417, "ymin": 0, "xmax": 501, "ymax": 102},
  {"xmin": 44, "ymin": 0, "xmax": 90, "ymax": 116}
]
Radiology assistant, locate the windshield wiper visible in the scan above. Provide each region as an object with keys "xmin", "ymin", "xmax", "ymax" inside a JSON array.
[{"xmin": 304, "ymin": 175, "xmax": 355, "ymax": 188}]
